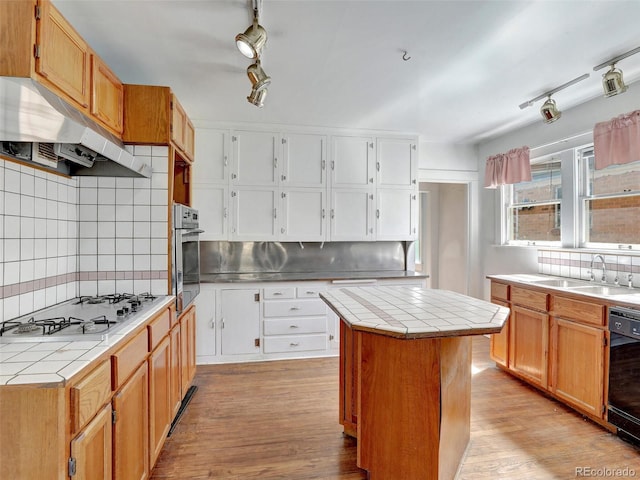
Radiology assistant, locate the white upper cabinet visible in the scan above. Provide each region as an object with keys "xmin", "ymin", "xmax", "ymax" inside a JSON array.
[
  {"xmin": 331, "ymin": 135, "xmax": 375, "ymax": 188},
  {"xmin": 230, "ymin": 187, "xmax": 278, "ymax": 240},
  {"xmin": 281, "ymin": 133, "xmax": 327, "ymax": 187},
  {"xmin": 376, "ymin": 189, "xmax": 418, "ymax": 241},
  {"xmin": 330, "ymin": 189, "xmax": 374, "ymax": 241},
  {"xmin": 376, "ymin": 137, "xmax": 417, "ymax": 188},
  {"xmin": 194, "ymin": 128, "xmax": 229, "ymax": 184},
  {"xmin": 231, "ymin": 130, "xmax": 279, "ymax": 186},
  {"xmin": 192, "ymin": 185, "xmax": 228, "ymax": 241},
  {"xmin": 280, "ymin": 188, "xmax": 327, "ymax": 241}
]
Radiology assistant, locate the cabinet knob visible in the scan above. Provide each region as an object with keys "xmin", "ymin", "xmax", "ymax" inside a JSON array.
[
  {"xmin": 274, "ymin": 208, "xmax": 277, "ymax": 219},
  {"xmin": 290, "ymin": 306, "xmax": 300, "ymax": 311},
  {"xmin": 290, "ymin": 342, "xmax": 300, "ymax": 347},
  {"xmin": 231, "ymin": 173, "xmax": 237, "ymax": 179},
  {"xmin": 369, "ymin": 177, "xmax": 374, "ymax": 183},
  {"xmin": 369, "ymin": 142, "xmax": 374, "ymax": 148},
  {"xmin": 223, "ymin": 156, "xmax": 228, "ymax": 167},
  {"xmin": 376, "ymin": 162, "xmax": 380, "ymax": 171},
  {"xmin": 223, "ymin": 207, "xmax": 228, "ymax": 218},
  {"xmin": 322, "ymin": 209, "xmax": 326, "ymax": 219},
  {"xmin": 412, "ymin": 179, "xmax": 417, "ymax": 184},
  {"xmin": 330, "ymin": 209, "xmax": 335, "ymax": 219},
  {"xmin": 376, "ymin": 209, "xmax": 380, "ymax": 219},
  {"xmin": 369, "ymin": 228, "xmax": 374, "ymax": 234},
  {"xmin": 281, "ymin": 227, "xmax": 285, "ymax": 234},
  {"xmin": 289, "ymin": 325, "xmax": 299, "ymax": 329},
  {"xmin": 281, "ymin": 174, "xmax": 287, "ymax": 181}
]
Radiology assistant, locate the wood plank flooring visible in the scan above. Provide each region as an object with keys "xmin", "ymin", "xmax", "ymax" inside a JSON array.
[{"xmin": 150, "ymin": 337, "xmax": 639, "ymax": 479}]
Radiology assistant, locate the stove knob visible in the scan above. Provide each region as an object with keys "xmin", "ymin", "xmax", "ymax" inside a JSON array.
[
  {"xmin": 131, "ymin": 304, "xmax": 138, "ymax": 312},
  {"xmin": 116, "ymin": 309, "xmax": 124, "ymax": 317}
]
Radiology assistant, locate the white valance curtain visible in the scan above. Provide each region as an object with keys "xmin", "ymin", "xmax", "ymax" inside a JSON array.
[
  {"xmin": 484, "ymin": 146, "xmax": 531, "ymax": 189},
  {"xmin": 593, "ymin": 110, "xmax": 640, "ymax": 170}
]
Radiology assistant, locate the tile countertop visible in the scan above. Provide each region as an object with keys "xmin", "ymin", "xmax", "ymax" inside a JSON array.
[
  {"xmin": 487, "ymin": 274, "xmax": 640, "ymax": 308},
  {"xmin": 0, "ymin": 297, "xmax": 175, "ymax": 387},
  {"xmin": 320, "ymin": 286, "xmax": 509, "ymax": 339},
  {"xmin": 201, "ymin": 270, "xmax": 428, "ymax": 283}
]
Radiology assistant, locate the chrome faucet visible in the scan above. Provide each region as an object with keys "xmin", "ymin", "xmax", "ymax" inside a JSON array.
[
  {"xmin": 628, "ymin": 273, "xmax": 634, "ymax": 289},
  {"xmin": 590, "ymin": 254, "xmax": 607, "ymax": 283}
]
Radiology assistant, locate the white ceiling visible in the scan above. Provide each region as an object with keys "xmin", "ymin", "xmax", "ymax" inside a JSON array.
[{"xmin": 55, "ymin": 0, "xmax": 640, "ymax": 144}]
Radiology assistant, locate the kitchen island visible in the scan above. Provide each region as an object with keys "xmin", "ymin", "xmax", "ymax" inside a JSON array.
[{"xmin": 320, "ymin": 286, "xmax": 509, "ymax": 480}]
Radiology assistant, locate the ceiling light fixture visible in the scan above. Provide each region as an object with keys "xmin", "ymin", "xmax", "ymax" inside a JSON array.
[
  {"xmin": 593, "ymin": 46, "xmax": 640, "ymax": 98},
  {"xmin": 235, "ymin": 6, "xmax": 267, "ymax": 59},
  {"xmin": 519, "ymin": 73, "xmax": 590, "ymax": 124},
  {"xmin": 246, "ymin": 60, "xmax": 271, "ymax": 107}
]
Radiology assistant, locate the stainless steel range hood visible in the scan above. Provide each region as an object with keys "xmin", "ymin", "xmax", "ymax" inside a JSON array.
[{"xmin": 0, "ymin": 76, "xmax": 151, "ymax": 177}]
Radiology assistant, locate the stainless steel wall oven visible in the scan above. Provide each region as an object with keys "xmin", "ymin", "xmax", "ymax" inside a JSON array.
[
  {"xmin": 608, "ymin": 305, "xmax": 640, "ymax": 446},
  {"xmin": 173, "ymin": 204, "xmax": 203, "ymax": 315}
]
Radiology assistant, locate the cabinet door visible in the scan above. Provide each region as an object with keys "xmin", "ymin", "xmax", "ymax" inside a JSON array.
[
  {"xmin": 170, "ymin": 326, "xmax": 181, "ymax": 417},
  {"xmin": 195, "ymin": 284, "xmax": 216, "ymax": 358},
  {"xmin": 171, "ymin": 95, "xmax": 187, "ymax": 152},
  {"xmin": 331, "ymin": 135, "xmax": 375, "ymax": 188},
  {"xmin": 149, "ymin": 336, "xmax": 172, "ymax": 468},
  {"xmin": 231, "ymin": 130, "xmax": 279, "ymax": 185},
  {"xmin": 113, "ymin": 362, "xmax": 149, "ymax": 480},
  {"xmin": 281, "ymin": 133, "xmax": 327, "ymax": 187},
  {"xmin": 330, "ymin": 189, "xmax": 374, "ymax": 241},
  {"xmin": 220, "ymin": 289, "xmax": 260, "ymax": 355},
  {"xmin": 90, "ymin": 54, "xmax": 123, "ymax": 134},
  {"xmin": 192, "ymin": 185, "xmax": 228, "ymax": 240},
  {"xmin": 376, "ymin": 138, "xmax": 417, "ymax": 188},
  {"xmin": 550, "ymin": 318, "xmax": 605, "ymax": 417},
  {"xmin": 194, "ymin": 129, "xmax": 229, "ymax": 183},
  {"xmin": 36, "ymin": 0, "xmax": 90, "ymax": 109},
  {"xmin": 490, "ymin": 299, "xmax": 510, "ymax": 367},
  {"xmin": 180, "ymin": 306, "xmax": 197, "ymax": 397},
  {"xmin": 376, "ymin": 188, "xmax": 417, "ymax": 240},
  {"xmin": 184, "ymin": 118, "xmax": 195, "ymax": 160},
  {"xmin": 509, "ymin": 306, "xmax": 549, "ymax": 388},
  {"xmin": 280, "ymin": 188, "xmax": 326, "ymax": 241},
  {"xmin": 230, "ymin": 187, "xmax": 278, "ymax": 240},
  {"xmin": 69, "ymin": 404, "xmax": 112, "ymax": 480}
]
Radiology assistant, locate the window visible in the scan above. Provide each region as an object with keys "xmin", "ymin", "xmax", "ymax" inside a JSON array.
[
  {"xmin": 505, "ymin": 158, "xmax": 562, "ymax": 244},
  {"xmin": 579, "ymin": 148, "xmax": 640, "ymax": 248}
]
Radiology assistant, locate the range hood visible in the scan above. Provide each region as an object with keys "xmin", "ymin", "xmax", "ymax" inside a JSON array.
[{"xmin": 0, "ymin": 76, "xmax": 151, "ymax": 177}]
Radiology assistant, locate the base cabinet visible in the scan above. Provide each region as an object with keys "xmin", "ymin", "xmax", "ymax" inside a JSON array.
[
  {"xmin": 113, "ymin": 362, "xmax": 149, "ymax": 480},
  {"xmin": 179, "ymin": 305, "xmax": 197, "ymax": 396},
  {"xmin": 509, "ymin": 305, "xmax": 549, "ymax": 389},
  {"xmin": 69, "ymin": 404, "xmax": 112, "ymax": 480}
]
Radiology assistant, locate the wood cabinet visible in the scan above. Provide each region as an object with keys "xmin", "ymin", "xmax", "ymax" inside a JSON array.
[
  {"xmin": 179, "ymin": 304, "xmax": 197, "ymax": 397},
  {"xmin": 123, "ymin": 84, "xmax": 195, "ymax": 161},
  {"xmin": 489, "ymin": 279, "xmax": 610, "ymax": 425},
  {"xmin": 90, "ymin": 54, "xmax": 124, "ymax": 134},
  {"xmin": 113, "ymin": 362, "xmax": 149, "ymax": 480},
  {"xmin": 69, "ymin": 403, "xmax": 112, "ymax": 480},
  {"xmin": 170, "ymin": 324, "xmax": 182, "ymax": 418},
  {"xmin": 149, "ymin": 336, "xmax": 172, "ymax": 467},
  {"xmin": 339, "ymin": 320, "xmax": 359, "ymax": 438}
]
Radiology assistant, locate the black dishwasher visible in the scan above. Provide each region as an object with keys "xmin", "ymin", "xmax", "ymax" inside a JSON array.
[{"xmin": 608, "ymin": 306, "xmax": 640, "ymax": 446}]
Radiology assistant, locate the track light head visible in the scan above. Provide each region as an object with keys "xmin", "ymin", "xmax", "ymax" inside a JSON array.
[
  {"xmin": 602, "ymin": 64, "xmax": 628, "ymax": 97},
  {"xmin": 235, "ymin": 16, "xmax": 267, "ymax": 59},
  {"xmin": 247, "ymin": 87, "xmax": 268, "ymax": 108},
  {"xmin": 247, "ymin": 61, "xmax": 271, "ymax": 91},
  {"xmin": 540, "ymin": 96, "xmax": 561, "ymax": 124}
]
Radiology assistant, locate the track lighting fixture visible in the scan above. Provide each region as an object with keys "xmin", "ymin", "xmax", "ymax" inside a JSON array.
[
  {"xmin": 235, "ymin": 8, "xmax": 267, "ymax": 59},
  {"xmin": 540, "ymin": 96, "xmax": 561, "ymax": 124},
  {"xmin": 519, "ymin": 73, "xmax": 589, "ymax": 124},
  {"xmin": 593, "ymin": 46, "xmax": 640, "ymax": 98},
  {"xmin": 246, "ymin": 60, "xmax": 270, "ymax": 107}
]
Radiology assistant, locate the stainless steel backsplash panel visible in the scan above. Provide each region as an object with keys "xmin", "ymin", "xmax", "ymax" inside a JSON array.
[{"xmin": 200, "ymin": 241, "xmax": 412, "ymax": 274}]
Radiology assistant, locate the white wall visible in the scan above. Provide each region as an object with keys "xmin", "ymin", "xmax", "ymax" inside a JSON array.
[{"xmin": 476, "ymin": 86, "xmax": 640, "ymax": 299}]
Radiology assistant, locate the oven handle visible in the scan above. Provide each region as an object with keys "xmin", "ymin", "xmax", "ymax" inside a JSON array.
[{"xmin": 181, "ymin": 228, "xmax": 205, "ymax": 236}]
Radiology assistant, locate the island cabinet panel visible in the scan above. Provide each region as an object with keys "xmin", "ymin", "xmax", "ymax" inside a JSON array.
[
  {"xmin": 339, "ymin": 321, "xmax": 359, "ymax": 438},
  {"xmin": 69, "ymin": 403, "xmax": 112, "ymax": 480},
  {"xmin": 509, "ymin": 305, "xmax": 549, "ymax": 389},
  {"xmin": 549, "ymin": 318, "xmax": 605, "ymax": 418}
]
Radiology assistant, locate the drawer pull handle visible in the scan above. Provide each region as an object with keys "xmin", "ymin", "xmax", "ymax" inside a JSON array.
[
  {"xmin": 290, "ymin": 342, "xmax": 300, "ymax": 347},
  {"xmin": 290, "ymin": 306, "xmax": 300, "ymax": 310},
  {"xmin": 273, "ymin": 292, "xmax": 283, "ymax": 296},
  {"xmin": 306, "ymin": 291, "xmax": 316, "ymax": 295},
  {"xmin": 289, "ymin": 325, "xmax": 299, "ymax": 329}
]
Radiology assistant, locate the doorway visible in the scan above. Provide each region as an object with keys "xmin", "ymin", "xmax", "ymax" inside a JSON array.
[{"xmin": 419, "ymin": 182, "xmax": 469, "ymax": 295}]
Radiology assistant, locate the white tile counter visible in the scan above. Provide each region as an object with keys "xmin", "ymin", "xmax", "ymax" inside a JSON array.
[
  {"xmin": 320, "ymin": 286, "xmax": 509, "ymax": 338},
  {"xmin": 0, "ymin": 297, "xmax": 174, "ymax": 386}
]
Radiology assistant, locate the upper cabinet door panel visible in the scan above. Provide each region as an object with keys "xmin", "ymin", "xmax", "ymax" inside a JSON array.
[
  {"xmin": 281, "ymin": 188, "xmax": 326, "ymax": 241},
  {"xmin": 36, "ymin": 0, "xmax": 90, "ymax": 109},
  {"xmin": 194, "ymin": 129, "xmax": 229, "ymax": 183},
  {"xmin": 330, "ymin": 189, "xmax": 373, "ymax": 241},
  {"xmin": 232, "ymin": 131, "xmax": 278, "ymax": 186},
  {"xmin": 282, "ymin": 133, "xmax": 327, "ymax": 187},
  {"xmin": 231, "ymin": 187, "xmax": 278, "ymax": 240},
  {"xmin": 331, "ymin": 136, "xmax": 375, "ymax": 188},
  {"xmin": 376, "ymin": 189, "xmax": 416, "ymax": 240},
  {"xmin": 377, "ymin": 138, "xmax": 417, "ymax": 188},
  {"xmin": 90, "ymin": 54, "xmax": 123, "ymax": 134}
]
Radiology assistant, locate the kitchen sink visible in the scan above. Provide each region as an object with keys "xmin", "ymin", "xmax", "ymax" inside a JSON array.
[
  {"xmin": 532, "ymin": 278, "xmax": 588, "ymax": 288},
  {"xmin": 568, "ymin": 285, "xmax": 636, "ymax": 296}
]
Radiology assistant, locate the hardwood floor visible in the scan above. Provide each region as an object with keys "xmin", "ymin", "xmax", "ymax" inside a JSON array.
[{"xmin": 150, "ymin": 337, "xmax": 639, "ymax": 479}]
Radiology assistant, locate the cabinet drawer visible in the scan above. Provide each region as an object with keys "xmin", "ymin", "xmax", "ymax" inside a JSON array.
[
  {"xmin": 511, "ymin": 286, "xmax": 548, "ymax": 312},
  {"xmin": 551, "ymin": 295, "xmax": 605, "ymax": 326},
  {"xmin": 491, "ymin": 282, "xmax": 510, "ymax": 302},
  {"xmin": 148, "ymin": 308, "xmax": 171, "ymax": 351},
  {"xmin": 263, "ymin": 299, "xmax": 327, "ymax": 317},
  {"xmin": 112, "ymin": 328, "xmax": 148, "ymax": 390},
  {"xmin": 70, "ymin": 360, "xmax": 112, "ymax": 434},
  {"xmin": 263, "ymin": 334, "xmax": 327, "ymax": 353},
  {"xmin": 264, "ymin": 317, "xmax": 327, "ymax": 335},
  {"xmin": 263, "ymin": 287, "xmax": 295, "ymax": 299},
  {"xmin": 296, "ymin": 286, "xmax": 324, "ymax": 298}
]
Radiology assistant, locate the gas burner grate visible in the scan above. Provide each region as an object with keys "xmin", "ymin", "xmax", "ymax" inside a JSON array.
[
  {"xmin": 0, "ymin": 320, "xmax": 22, "ymax": 336},
  {"xmin": 68, "ymin": 315, "xmax": 115, "ymax": 334}
]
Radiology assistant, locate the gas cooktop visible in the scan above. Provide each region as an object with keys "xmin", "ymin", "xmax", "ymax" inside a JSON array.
[{"xmin": 0, "ymin": 293, "xmax": 168, "ymax": 343}]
